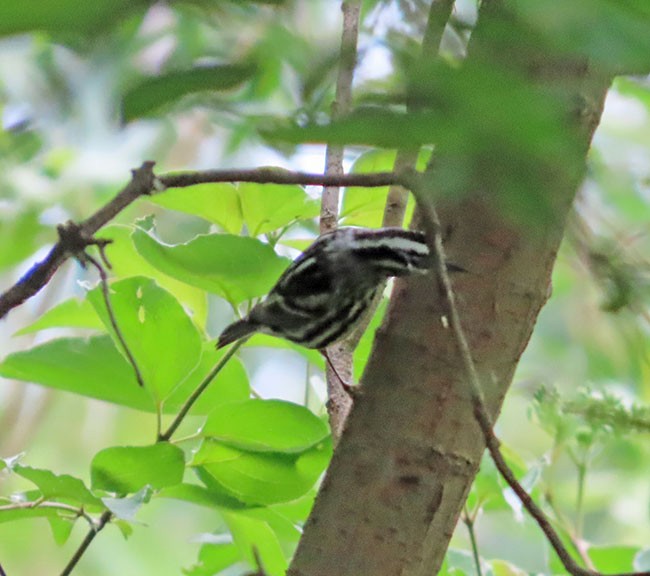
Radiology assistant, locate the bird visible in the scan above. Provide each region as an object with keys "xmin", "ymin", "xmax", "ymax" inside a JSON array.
[{"xmin": 216, "ymin": 227, "xmax": 463, "ymax": 351}]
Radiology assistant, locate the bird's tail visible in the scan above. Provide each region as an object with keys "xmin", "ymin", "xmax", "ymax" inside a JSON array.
[{"xmin": 216, "ymin": 318, "xmax": 259, "ymax": 349}]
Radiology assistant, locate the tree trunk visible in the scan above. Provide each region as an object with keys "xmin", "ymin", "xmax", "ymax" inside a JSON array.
[{"xmin": 289, "ymin": 3, "xmax": 614, "ymax": 575}]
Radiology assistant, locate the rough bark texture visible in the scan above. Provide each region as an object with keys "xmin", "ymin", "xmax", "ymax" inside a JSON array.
[{"xmin": 289, "ymin": 3, "xmax": 614, "ymax": 576}]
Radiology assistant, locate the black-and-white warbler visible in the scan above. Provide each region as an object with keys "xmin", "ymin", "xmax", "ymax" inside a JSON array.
[{"xmin": 216, "ymin": 227, "xmax": 462, "ymax": 351}]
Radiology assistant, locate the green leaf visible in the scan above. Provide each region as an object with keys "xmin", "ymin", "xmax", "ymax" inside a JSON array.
[
  {"xmin": 445, "ymin": 549, "xmax": 478, "ymax": 576},
  {"xmin": 502, "ymin": 453, "xmax": 545, "ymax": 521},
  {"xmin": 192, "ymin": 439, "xmax": 331, "ymax": 505},
  {"xmin": 88, "ymin": 276, "xmax": 202, "ymax": 400},
  {"xmin": 589, "ymin": 545, "xmax": 639, "ymax": 573},
  {"xmin": 515, "ymin": 0, "xmax": 650, "ymax": 73},
  {"xmin": 239, "ymin": 182, "xmax": 319, "ymax": 235},
  {"xmin": 0, "ymin": 504, "xmax": 61, "ymax": 524},
  {"xmin": 353, "ymin": 297, "xmax": 387, "ymax": 381},
  {"xmin": 466, "ymin": 455, "xmax": 508, "ymax": 513},
  {"xmin": 202, "ymin": 399, "xmax": 329, "ymax": 453},
  {"xmin": 150, "ymin": 183, "xmax": 243, "ymax": 234},
  {"xmin": 0, "ymin": 335, "xmax": 155, "ymax": 411},
  {"xmin": 489, "ymin": 559, "xmax": 527, "ymax": 576},
  {"xmin": 113, "ymin": 519, "xmax": 134, "ymax": 539},
  {"xmin": 163, "ymin": 343, "xmax": 250, "ymax": 414},
  {"xmin": 186, "ymin": 543, "xmax": 241, "ymax": 576},
  {"xmin": 241, "ymin": 506, "xmax": 302, "ymax": 544},
  {"xmin": 157, "ymin": 483, "xmax": 246, "ymax": 511},
  {"xmin": 15, "ymin": 297, "xmax": 103, "ymax": 335},
  {"xmin": 102, "ymin": 487, "xmax": 152, "ymax": 522},
  {"xmin": 0, "ymin": 336, "xmax": 248, "ymax": 414},
  {"xmin": 268, "ymin": 490, "xmax": 317, "ymax": 525},
  {"xmin": 0, "ymin": 0, "xmax": 150, "ymax": 41},
  {"xmin": 245, "ymin": 333, "xmax": 324, "ymax": 369},
  {"xmin": 47, "ymin": 516, "xmax": 75, "ymax": 546},
  {"xmin": 132, "ymin": 228, "xmax": 289, "ymax": 305},
  {"xmin": 340, "ymin": 150, "xmax": 410, "ymax": 227},
  {"xmin": 0, "ymin": 0, "xmax": 150, "ymax": 36},
  {"xmin": 122, "ymin": 64, "xmax": 256, "ymax": 121},
  {"xmin": 224, "ymin": 511, "xmax": 288, "ymax": 576},
  {"xmin": 265, "ymin": 108, "xmax": 445, "ymax": 149},
  {"xmin": 91, "ymin": 444, "xmax": 185, "ymax": 495},
  {"xmin": 103, "ymin": 224, "xmax": 208, "ymax": 327},
  {"xmin": 13, "ymin": 465, "xmax": 103, "ymax": 508}
]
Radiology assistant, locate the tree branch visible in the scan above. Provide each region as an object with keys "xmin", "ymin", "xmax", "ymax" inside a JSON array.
[
  {"xmin": 59, "ymin": 509, "xmax": 113, "ymax": 576},
  {"xmin": 159, "ymin": 168, "xmax": 400, "ymax": 189},
  {"xmin": 0, "ymin": 161, "xmax": 158, "ymax": 320},
  {"xmin": 1, "ymin": 162, "xmax": 400, "ymax": 575},
  {"xmin": 321, "ymin": 0, "xmax": 362, "ymax": 441},
  {"xmin": 0, "ymin": 167, "xmax": 402, "ymax": 320}
]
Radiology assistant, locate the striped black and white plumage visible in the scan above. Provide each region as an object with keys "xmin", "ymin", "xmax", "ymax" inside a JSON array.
[{"xmin": 216, "ymin": 227, "xmax": 459, "ymax": 350}]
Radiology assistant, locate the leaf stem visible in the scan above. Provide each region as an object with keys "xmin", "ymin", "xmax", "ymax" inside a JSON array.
[{"xmin": 158, "ymin": 339, "xmax": 246, "ymax": 441}]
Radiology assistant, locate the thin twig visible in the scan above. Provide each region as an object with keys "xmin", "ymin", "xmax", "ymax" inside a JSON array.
[
  {"xmin": 0, "ymin": 500, "xmax": 95, "ymax": 527},
  {"xmin": 320, "ymin": 0, "xmax": 362, "ymax": 440},
  {"xmin": 408, "ymin": 173, "xmax": 650, "ymax": 576},
  {"xmin": 321, "ymin": 0, "xmax": 361, "ymax": 235},
  {"xmin": 158, "ymin": 339, "xmax": 246, "ymax": 441},
  {"xmin": 159, "ymin": 169, "xmax": 400, "ymax": 190},
  {"xmin": 383, "ymin": 0, "xmax": 454, "ymax": 228},
  {"xmin": 462, "ymin": 505, "xmax": 483, "ymax": 576},
  {"xmin": 250, "ymin": 546, "xmax": 269, "ymax": 576},
  {"xmin": 59, "ymin": 510, "xmax": 113, "ymax": 576},
  {"xmin": 0, "ymin": 162, "xmax": 157, "ymax": 319},
  {"xmin": 85, "ymin": 253, "xmax": 145, "ymax": 388},
  {"xmin": 0, "ymin": 166, "xmax": 402, "ymax": 321}
]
